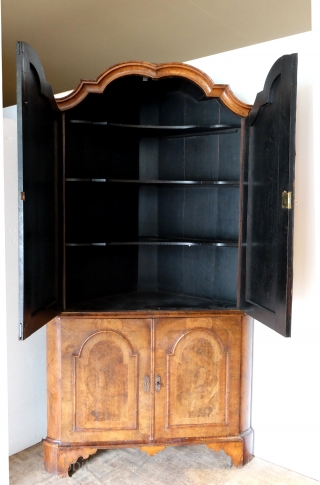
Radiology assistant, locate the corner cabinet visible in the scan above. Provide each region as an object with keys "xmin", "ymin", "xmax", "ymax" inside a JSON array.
[{"xmin": 17, "ymin": 42, "xmax": 297, "ymax": 477}]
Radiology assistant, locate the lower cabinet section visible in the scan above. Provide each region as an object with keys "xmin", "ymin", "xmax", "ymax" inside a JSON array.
[{"xmin": 44, "ymin": 311, "xmax": 253, "ymax": 477}]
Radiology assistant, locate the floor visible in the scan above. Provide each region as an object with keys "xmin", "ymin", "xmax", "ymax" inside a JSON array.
[{"xmin": 9, "ymin": 442, "xmax": 319, "ymax": 485}]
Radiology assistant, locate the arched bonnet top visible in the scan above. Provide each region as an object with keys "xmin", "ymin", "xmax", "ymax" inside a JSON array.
[{"xmin": 56, "ymin": 61, "xmax": 252, "ymax": 117}]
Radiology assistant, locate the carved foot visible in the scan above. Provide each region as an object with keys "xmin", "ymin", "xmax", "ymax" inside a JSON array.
[
  {"xmin": 207, "ymin": 441, "xmax": 243, "ymax": 467},
  {"xmin": 140, "ymin": 445, "xmax": 166, "ymax": 457},
  {"xmin": 43, "ymin": 440, "xmax": 98, "ymax": 477},
  {"xmin": 207, "ymin": 429, "xmax": 254, "ymax": 467}
]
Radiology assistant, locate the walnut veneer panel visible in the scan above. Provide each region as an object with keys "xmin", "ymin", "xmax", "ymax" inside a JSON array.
[
  {"xmin": 47, "ymin": 317, "xmax": 152, "ymax": 444},
  {"xmin": 154, "ymin": 316, "xmax": 242, "ymax": 440}
]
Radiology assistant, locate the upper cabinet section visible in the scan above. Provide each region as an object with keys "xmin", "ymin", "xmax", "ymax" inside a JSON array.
[{"xmin": 17, "ymin": 42, "xmax": 297, "ymax": 339}]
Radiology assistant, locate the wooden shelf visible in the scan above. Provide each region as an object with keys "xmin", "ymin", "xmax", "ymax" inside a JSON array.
[
  {"xmin": 65, "ymin": 178, "xmax": 240, "ymax": 187},
  {"xmin": 66, "ymin": 236, "xmax": 238, "ymax": 247},
  {"xmin": 65, "ymin": 290, "xmax": 237, "ymax": 312},
  {"xmin": 69, "ymin": 121, "xmax": 240, "ymax": 137}
]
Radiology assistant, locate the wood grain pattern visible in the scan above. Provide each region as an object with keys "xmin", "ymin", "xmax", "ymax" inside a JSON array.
[
  {"xmin": 56, "ymin": 61, "xmax": 252, "ymax": 117},
  {"xmin": 153, "ymin": 316, "xmax": 242, "ymax": 440},
  {"xmin": 207, "ymin": 427, "xmax": 253, "ymax": 466},
  {"xmin": 241, "ymin": 427, "xmax": 254, "ymax": 465},
  {"xmin": 46, "ymin": 318, "xmax": 62, "ymax": 440},
  {"xmin": 240, "ymin": 316, "xmax": 253, "ymax": 433},
  {"xmin": 45, "ymin": 313, "xmax": 253, "ymax": 476},
  {"xmin": 140, "ymin": 445, "xmax": 166, "ymax": 456},
  {"xmin": 43, "ymin": 440, "xmax": 97, "ymax": 478},
  {"xmin": 73, "ymin": 330, "xmax": 139, "ymax": 431},
  {"xmin": 166, "ymin": 327, "xmax": 228, "ymax": 427},
  {"xmin": 207, "ymin": 441, "xmax": 243, "ymax": 467},
  {"xmin": 53, "ymin": 318, "xmax": 152, "ymax": 444}
]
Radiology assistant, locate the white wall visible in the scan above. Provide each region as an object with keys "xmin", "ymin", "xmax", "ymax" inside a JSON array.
[
  {"xmin": 3, "ymin": 109, "xmax": 47, "ymax": 456},
  {"xmin": 2, "ymin": 93, "xmax": 73, "ymax": 457},
  {"xmin": 188, "ymin": 31, "xmax": 320, "ymax": 481},
  {"xmin": 0, "ymin": 8, "xmax": 10, "ymax": 484}
]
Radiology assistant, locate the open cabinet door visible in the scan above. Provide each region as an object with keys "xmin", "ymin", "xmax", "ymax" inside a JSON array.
[
  {"xmin": 241, "ymin": 54, "xmax": 297, "ymax": 337},
  {"xmin": 17, "ymin": 42, "xmax": 61, "ymax": 339}
]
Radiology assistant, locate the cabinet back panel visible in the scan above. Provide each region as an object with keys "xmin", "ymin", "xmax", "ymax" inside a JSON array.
[
  {"xmin": 137, "ymin": 246, "xmax": 158, "ymax": 292},
  {"xmin": 65, "ymin": 76, "xmax": 142, "ymax": 179},
  {"xmin": 157, "ymin": 247, "xmax": 183, "ymax": 295},
  {"xmin": 218, "ymin": 132, "xmax": 241, "ymax": 180},
  {"xmin": 184, "ymin": 136, "xmax": 219, "ymax": 180},
  {"xmin": 65, "ymin": 123, "xmax": 139, "ymax": 179},
  {"xmin": 159, "ymin": 91, "xmax": 187, "ymax": 125},
  {"xmin": 184, "ymin": 95, "xmax": 220, "ymax": 125},
  {"xmin": 65, "ymin": 183, "xmax": 139, "ymax": 242},
  {"xmin": 215, "ymin": 188, "xmax": 240, "ymax": 241},
  {"xmin": 66, "ymin": 76, "xmax": 142, "ymax": 123},
  {"xmin": 158, "ymin": 246, "xmax": 238, "ymax": 304},
  {"xmin": 157, "ymin": 188, "xmax": 184, "ymax": 238},
  {"xmin": 158, "ymin": 138, "xmax": 185, "ymax": 180},
  {"xmin": 211, "ymin": 247, "xmax": 239, "ymax": 302},
  {"xmin": 139, "ymin": 138, "xmax": 159, "ymax": 179},
  {"xmin": 66, "ymin": 246, "xmax": 138, "ymax": 305},
  {"xmin": 138, "ymin": 186, "xmax": 158, "ymax": 237},
  {"xmin": 157, "ymin": 187, "xmax": 239, "ymax": 241}
]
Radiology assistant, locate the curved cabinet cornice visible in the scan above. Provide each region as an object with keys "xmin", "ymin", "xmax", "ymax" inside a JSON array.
[{"xmin": 56, "ymin": 61, "xmax": 252, "ymax": 117}]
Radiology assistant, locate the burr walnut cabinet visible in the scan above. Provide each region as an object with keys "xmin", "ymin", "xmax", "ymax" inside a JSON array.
[{"xmin": 17, "ymin": 42, "xmax": 297, "ymax": 477}]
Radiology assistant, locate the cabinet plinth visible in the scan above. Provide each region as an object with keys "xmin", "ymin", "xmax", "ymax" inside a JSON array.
[{"xmin": 45, "ymin": 312, "xmax": 253, "ymax": 477}]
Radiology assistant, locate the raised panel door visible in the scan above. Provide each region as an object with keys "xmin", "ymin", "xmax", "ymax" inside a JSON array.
[
  {"xmin": 153, "ymin": 316, "xmax": 242, "ymax": 440},
  {"xmin": 49, "ymin": 317, "xmax": 152, "ymax": 444}
]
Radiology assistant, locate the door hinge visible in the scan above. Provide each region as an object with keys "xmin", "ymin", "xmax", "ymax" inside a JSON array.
[
  {"xmin": 19, "ymin": 322, "xmax": 23, "ymax": 340},
  {"xmin": 20, "ymin": 191, "xmax": 25, "ymax": 201},
  {"xmin": 282, "ymin": 191, "xmax": 292, "ymax": 209}
]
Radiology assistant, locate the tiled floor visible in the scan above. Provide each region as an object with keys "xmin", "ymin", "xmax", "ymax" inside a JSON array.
[{"xmin": 9, "ymin": 442, "xmax": 319, "ymax": 485}]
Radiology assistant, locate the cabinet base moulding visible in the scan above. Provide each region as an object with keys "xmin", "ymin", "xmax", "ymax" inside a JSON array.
[
  {"xmin": 43, "ymin": 440, "xmax": 98, "ymax": 478},
  {"xmin": 43, "ymin": 429, "xmax": 253, "ymax": 478},
  {"xmin": 207, "ymin": 428, "xmax": 254, "ymax": 467}
]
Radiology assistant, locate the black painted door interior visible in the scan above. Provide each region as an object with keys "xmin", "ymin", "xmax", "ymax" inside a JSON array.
[
  {"xmin": 17, "ymin": 42, "xmax": 61, "ymax": 339},
  {"xmin": 241, "ymin": 54, "xmax": 297, "ymax": 336}
]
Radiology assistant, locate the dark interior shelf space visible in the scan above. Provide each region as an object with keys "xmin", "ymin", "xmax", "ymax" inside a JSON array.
[
  {"xmin": 65, "ymin": 236, "xmax": 238, "ymax": 247},
  {"xmin": 65, "ymin": 178, "xmax": 240, "ymax": 187},
  {"xmin": 65, "ymin": 291, "xmax": 237, "ymax": 312},
  {"xmin": 63, "ymin": 76, "xmax": 242, "ymax": 312},
  {"xmin": 69, "ymin": 121, "xmax": 240, "ymax": 138}
]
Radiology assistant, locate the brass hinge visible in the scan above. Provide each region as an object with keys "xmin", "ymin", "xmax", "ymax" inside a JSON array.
[
  {"xmin": 20, "ymin": 191, "xmax": 25, "ymax": 201},
  {"xmin": 282, "ymin": 191, "xmax": 292, "ymax": 209}
]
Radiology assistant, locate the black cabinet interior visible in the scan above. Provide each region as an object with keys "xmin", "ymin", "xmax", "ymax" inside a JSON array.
[{"xmin": 63, "ymin": 76, "xmax": 243, "ymax": 310}]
